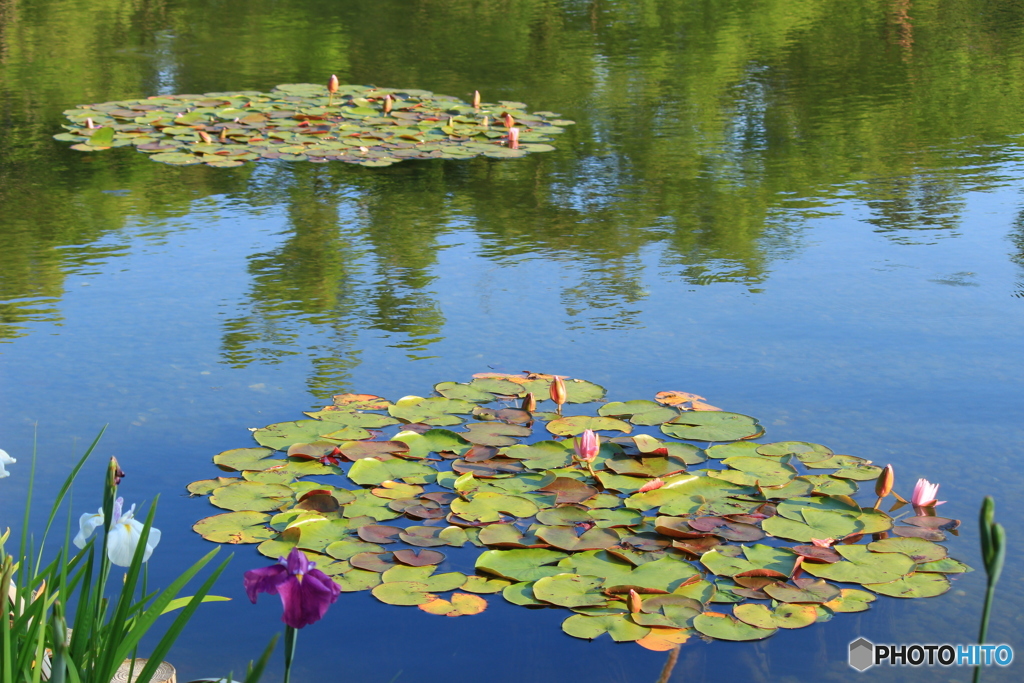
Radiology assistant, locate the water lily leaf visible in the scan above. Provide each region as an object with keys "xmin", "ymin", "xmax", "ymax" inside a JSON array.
[
  {"xmin": 347, "ymin": 457, "xmax": 437, "ymax": 486},
  {"xmin": 734, "ymin": 602, "xmax": 817, "ymax": 629},
  {"xmin": 502, "ymin": 581, "xmax": 545, "ymax": 606},
  {"xmin": 535, "ymin": 477, "xmax": 599, "ymax": 504},
  {"xmin": 706, "ymin": 442, "xmax": 762, "ymax": 459},
  {"xmin": 802, "ymin": 545, "xmax": 915, "ymax": 584},
  {"xmin": 635, "ymin": 626, "xmax": 693, "ymax": 651},
  {"xmin": 305, "ymin": 410, "xmax": 399, "ymax": 428},
  {"xmin": 209, "ymin": 481, "xmax": 294, "ymax": 512},
  {"xmin": 867, "ymin": 537, "xmax": 947, "ymax": 562},
  {"xmin": 501, "ymin": 441, "xmax": 572, "ymax": 469},
  {"xmin": 661, "ymin": 412, "xmax": 763, "ymax": 442},
  {"xmin": 864, "ymin": 573, "xmax": 950, "ymax": 598},
  {"xmin": 533, "ymin": 574, "xmax": 608, "ymax": 607},
  {"xmin": 693, "ymin": 612, "xmax": 777, "ymax": 641},
  {"xmin": 832, "ymin": 464, "xmax": 884, "ymax": 480},
  {"xmin": 388, "ymin": 396, "xmax": 477, "ymax": 423},
  {"xmin": 334, "ymin": 568, "xmax": 382, "ymax": 592},
  {"xmin": 626, "ymin": 473, "xmax": 756, "ymax": 516},
  {"xmin": 599, "ymin": 401, "xmax": 679, "ymax": 425},
  {"xmin": 332, "ymin": 394, "xmax": 392, "ymax": 410},
  {"xmin": 801, "ymin": 475, "xmax": 859, "ymax": 496},
  {"xmin": 253, "ymin": 420, "xmax": 340, "ymax": 450},
  {"xmin": 546, "ymin": 416, "xmax": 632, "ymax": 436},
  {"xmin": 761, "ymin": 508, "xmax": 863, "ymax": 542},
  {"xmin": 535, "ymin": 526, "xmax": 619, "ymax": 552},
  {"xmin": 349, "ymin": 552, "xmax": 396, "ymax": 572},
  {"xmin": 187, "ymin": 477, "xmax": 236, "ymax": 496},
  {"xmin": 803, "ymin": 454, "xmax": 869, "ymax": 470},
  {"xmin": 822, "ymin": 588, "xmax": 877, "ymax": 612},
  {"xmin": 590, "ymin": 508, "xmax": 643, "ymax": 528},
  {"xmin": 561, "ymin": 614, "xmax": 650, "ymax": 642},
  {"xmin": 193, "ymin": 511, "xmax": 274, "ymax": 544},
  {"xmin": 213, "ymin": 447, "xmax": 279, "ymax": 471},
  {"xmin": 434, "ymin": 381, "xmax": 496, "ymax": 402},
  {"xmin": 371, "ymin": 581, "xmax": 434, "ymax": 605},
  {"xmin": 462, "ymin": 422, "xmax": 532, "ymax": 447},
  {"xmin": 419, "ymin": 593, "xmax": 488, "ymax": 616},
  {"xmin": 603, "ymin": 453, "xmax": 688, "ymax": 478},
  {"xmin": 393, "ymin": 549, "xmax": 445, "ymax": 566},
  {"xmin": 393, "ymin": 428, "xmax": 472, "ymax": 459},
  {"xmin": 763, "ymin": 578, "xmax": 840, "ymax": 603},
  {"xmin": 719, "ymin": 456, "xmax": 799, "ymax": 487},
  {"xmin": 916, "ymin": 558, "xmax": 971, "ymax": 574},
  {"xmin": 756, "ymin": 441, "xmax": 832, "ymax": 461},
  {"xmin": 776, "ymin": 496, "xmax": 860, "ymax": 520},
  {"xmin": 476, "ymin": 548, "xmax": 568, "ymax": 582},
  {"xmin": 700, "ymin": 545, "xmax": 797, "ymax": 578},
  {"xmin": 461, "ymin": 575, "xmax": 512, "ymax": 594},
  {"xmin": 450, "ymin": 492, "xmax": 539, "ymax": 522},
  {"xmin": 536, "ymin": 507, "xmax": 592, "ymax": 526}
]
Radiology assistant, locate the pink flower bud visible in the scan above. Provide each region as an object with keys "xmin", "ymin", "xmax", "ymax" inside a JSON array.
[
  {"xmin": 638, "ymin": 478, "xmax": 664, "ymax": 493},
  {"xmin": 508, "ymin": 127, "xmax": 520, "ymax": 149},
  {"xmin": 574, "ymin": 429, "xmax": 599, "ymax": 462},
  {"xmin": 549, "ymin": 376, "xmax": 567, "ymax": 405},
  {"xmin": 328, "ymin": 75, "xmax": 339, "ymax": 94}
]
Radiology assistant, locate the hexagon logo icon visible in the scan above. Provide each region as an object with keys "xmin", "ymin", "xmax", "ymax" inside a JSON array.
[{"xmin": 849, "ymin": 637, "xmax": 875, "ymax": 672}]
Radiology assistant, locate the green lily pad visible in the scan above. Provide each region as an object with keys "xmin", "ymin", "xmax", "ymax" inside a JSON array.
[
  {"xmin": 733, "ymin": 602, "xmax": 818, "ymax": 629},
  {"xmin": 801, "ymin": 545, "xmax": 915, "ymax": 585},
  {"xmin": 533, "ymin": 574, "xmax": 608, "ymax": 608},
  {"xmin": 476, "ymin": 548, "xmax": 568, "ymax": 582},
  {"xmin": 209, "ymin": 481, "xmax": 294, "ymax": 512},
  {"xmin": 821, "ymin": 588, "xmax": 877, "ymax": 613},
  {"xmin": 867, "ymin": 537, "xmax": 947, "ymax": 563},
  {"xmin": 864, "ymin": 573, "xmax": 950, "ymax": 598},
  {"xmin": 661, "ymin": 412, "xmax": 763, "ymax": 442},
  {"xmin": 347, "ymin": 458, "xmax": 437, "ymax": 486},
  {"xmin": 192, "ymin": 511, "xmax": 274, "ymax": 544},
  {"xmin": 599, "ymin": 401, "xmax": 679, "ymax": 425},
  {"xmin": 213, "ymin": 448, "xmax": 279, "ymax": 472},
  {"xmin": 693, "ymin": 612, "xmax": 777, "ymax": 641},
  {"xmin": 546, "ymin": 416, "xmax": 633, "ymax": 436},
  {"xmin": 561, "ymin": 614, "xmax": 650, "ymax": 642}
]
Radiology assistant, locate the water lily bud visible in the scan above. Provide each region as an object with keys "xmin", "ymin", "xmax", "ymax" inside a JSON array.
[
  {"xmin": 521, "ymin": 392, "xmax": 537, "ymax": 412},
  {"xmin": 874, "ymin": 464, "xmax": 894, "ymax": 498},
  {"xmin": 328, "ymin": 75, "xmax": 339, "ymax": 94},
  {"xmin": 482, "ymin": 115, "xmax": 489, "ymax": 128},
  {"xmin": 472, "ymin": 91, "xmax": 481, "ymax": 109},
  {"xmin": 503, "ymin": 113, "xmax": 515, "ymax": 129},
  {"xmin": 384, "ymin": 94, "xmax": 393, "ymax": 115},
  {"xmin": 508, "ymin": 127, "xmax": 520, "ymax": 149},
  {"xmin": 219, "ymin": 128, "xmax": 228, "ymax": 142},
  {"xmin": 638, "ymin": 478, "xmax": 664, "ymax": 493},
  {"xmin": 198, "ymin": 130, "xmax": 212, "ymax": 144},
  {"xmin": 86, "ymin": 117, "xmax": 95, "ymax": 129},
  {"xmin": 574, "ymin": 429, "xmax": 599, "ymax": 463},
  {"xmin": 628, "ymin": 589, "xmax": 642, "ymax": 614},
  {"xmin": 549, "ymin": 376, "xmax": 567, "ymax": 406}
]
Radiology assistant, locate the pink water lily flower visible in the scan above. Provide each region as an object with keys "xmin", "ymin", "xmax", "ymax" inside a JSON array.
[
  {"xmin": 911, "ymin": 478, "xmax": 945, "ymax": 507},
  {"xmin": 574, "ymin": 429, "xmax": 599, "ymax": 462},
  {"xmin": 245, "ymin": 547, "xmax": 340, "ymax": 629}
]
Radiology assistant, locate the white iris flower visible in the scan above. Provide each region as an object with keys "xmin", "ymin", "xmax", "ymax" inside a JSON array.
[
  {"xmin": 0, "ymin": 449, "xmax": 15, "ymax": 478},
  {"xmin": 73, "ymin": 497, "xmax": 161, "ymax": 567}
]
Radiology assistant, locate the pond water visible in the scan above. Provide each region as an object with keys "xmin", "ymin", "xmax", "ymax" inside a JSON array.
[{"xmin": 1, "ymin": 0, "xmax": 1023, "ymax": 681}]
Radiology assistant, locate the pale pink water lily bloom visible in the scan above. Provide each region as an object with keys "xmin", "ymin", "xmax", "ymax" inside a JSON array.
[
  {"xmin": 911, "ymin": 478, "xmax": 945, "ymax": 507},
  {"xmin": 574, "ymin": 429, "xmax": 599, "ymax": 462},
  {"xmin": 507, "ymin": 127, "xmax": 520, "ymax": 149}
]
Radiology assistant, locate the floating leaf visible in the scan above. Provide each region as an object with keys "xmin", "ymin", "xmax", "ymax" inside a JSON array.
[
  {"xmin": 822, "ymin": 588, "xmax": 876, "ymax": 613},
  {"xmin": 733, "ymin": 603, "xmax": 817, "ymax": 629},
  {"xmin": 692, "ymin": 612, "xmax": 776, "ymax": 641},
  {"xmin": 801, "ymin": 545, "xmax": 915, "ymax": 585},
  {"xmin": 661, "ymin": 412, "xmax": 763, "ymax": 442},
  {"xmin": 561, "ymin": 614, "xmax": 650, "ymax": 642},
  {"xmin": 546, "ymin": 416, "xmax": 632, "ymax": 436},
  {"xmin": 864, "ymin": 573, "xmax": 950, "ymax": 598},
  {"xmin": 533, "ymin": 574, "xmax": 608, "ymax": 608},
  {"xmin": 419, "ymin": 593, "xmax": 488, "ymax": 616},
  {"xmin": 192, "ymin": 511, "xmax": 274, "ymax": 544}
]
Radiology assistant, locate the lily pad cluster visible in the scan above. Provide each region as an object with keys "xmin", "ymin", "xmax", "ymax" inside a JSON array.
[
  {"xmin": 55, "ymin": 84, "xmax": 572, "ymax": 168},
  {"xmin": 189, "ymin": 373, "xmax": 970, "ymax": 650}
]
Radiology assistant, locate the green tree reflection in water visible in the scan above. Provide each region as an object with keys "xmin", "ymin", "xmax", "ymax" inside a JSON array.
[{"xmin": 2, "ymin": 0, "xmax": 1024, "ymax": 379}]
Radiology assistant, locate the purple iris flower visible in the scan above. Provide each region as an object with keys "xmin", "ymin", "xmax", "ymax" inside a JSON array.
[{"xmin": 244, "ymin": 547, "xmax": 340, "ymax": 629}]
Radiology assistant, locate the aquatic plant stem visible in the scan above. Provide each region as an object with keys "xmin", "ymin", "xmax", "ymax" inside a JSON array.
[
  {"xmin": 283, "ymin": 625, "xmax": 297, "ymax": 683},
  {"xmin": 973, "ymin": 582, "xmax": 997, "ymax": 683}
]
